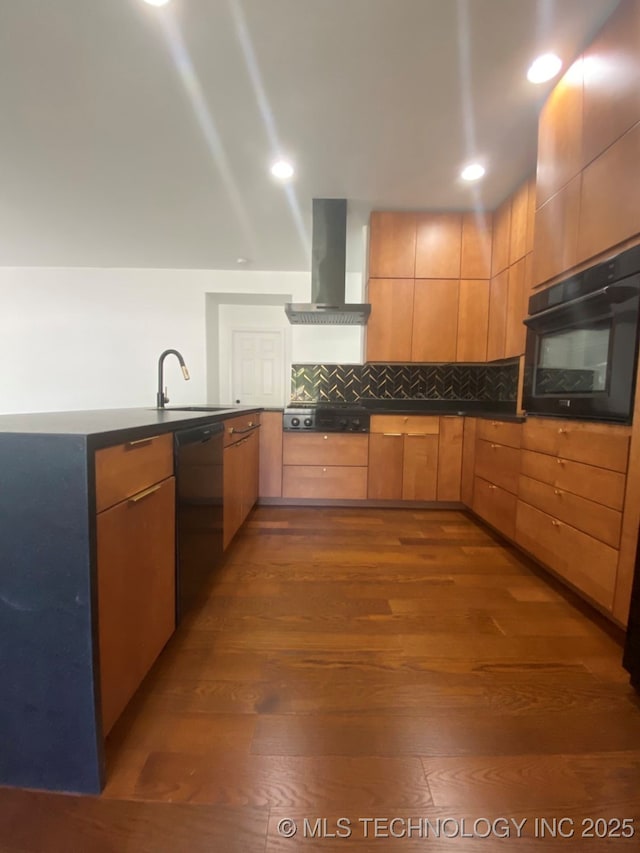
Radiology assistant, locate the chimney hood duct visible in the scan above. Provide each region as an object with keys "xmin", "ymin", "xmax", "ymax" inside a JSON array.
[{"xmin": 285, "ymin": 198, "xmax": 371, "ymax": 325}]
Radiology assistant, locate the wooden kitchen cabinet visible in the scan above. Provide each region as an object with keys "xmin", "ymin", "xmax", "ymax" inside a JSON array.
[
  {"xmin": 97, "ymin": 472, "xmax": 176, "ymax": 735},
  {"xmin": 532, "ymin": 175, "xmax": 581, "ymax": 287},
  {"xmin": 504, "ymin": 257, "xmax": 527, "ymax": 357},
  {"xmin": 368, "ymin": 416, "xmax": 461, "ymax": 502},
  {"xmin": 437, "ymin": 416, "xmax": 463, "ymax": 500},
  {"xmin": 509, "ymin": 180, "xmax": 530, "ymax": 266},
  {"xmin": 578, "ymin": 122, "xmax": 640, "ymax": 263},
  {"xmin": 460, "ymin": 417, "xmax": 477, "ymax": 507},
  {"xmin": 581, "ymin": 0, "xmax": 640, "ymax": 168},
  {"xmin": 411, "ymin": 279, "xmax": 459, "ymax": 362},
  {"xmin": 491, "ymin": 197, "xmax": 511, "ymax": 277},
  {"xmin": 471, "ymin": 420, "xmax": 521, "ymax": 540},
  {"xmin": 223, "ymin": 425, "xmax": 260, "ymax": 548},
  {"xmin": 283, "ymin": 433, "xmax": 369, "ymax": 500},
  {"xmin": 368, "ymin": 212, "xmax": 417, "ymax": 278},
  {"xmin": 536, "ymin": 58, "xmax": 584, "ymax": 207},
  {"xmin": 366, "ymin": 278, "xmax": 414, "ymax": 362},
  {"xmin": 515, "ymin": 500, "xmax": 618, "ymax": 611},
  {"xmin": 456, "ymin": 280, "xmax": 489, "ymax": 362},
  {"xmin": 461, "ymin": 212, "xmax": 492, "ymax": 279},
  {"xmin": 486, "ymin": 269, "xmax": 509, "ymax": 361},
  {"xmin": 259, "ymin": 411, "xmax": 283, "ymax": 498},
  {"xmin": 368, "ymin": 432, "xmax": 404, "ymax": 499},
  {"xmin": 415, "ymin": 213, "xmax": 462, "ymax": 279},
  {"xmin": 95, "ymin": 433, "xmax": 173, "ymax": 513},
  {"xmin": 403, "ymin": 434, "xmax": 439, "ymax": 500}
]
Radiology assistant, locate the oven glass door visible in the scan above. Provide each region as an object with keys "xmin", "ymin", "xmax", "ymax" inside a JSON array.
[{"xmin": 533, "ymin": 318, "xmax": 612, "ymax": 396}]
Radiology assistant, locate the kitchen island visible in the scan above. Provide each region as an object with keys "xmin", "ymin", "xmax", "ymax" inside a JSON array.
[{"xmin": 0, "ymin": 406, "xmax": 260, "ymax": 795}]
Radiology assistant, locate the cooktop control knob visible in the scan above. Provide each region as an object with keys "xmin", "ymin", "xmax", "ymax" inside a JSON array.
[
  {"xmin": 339, "ymin": 418, "xmax": 348, "ymax": 430},
  {"xmin": 303, "ymin": 417, "xmax": 313, "ymax": 427},
  {"xmin": 291, "ymin": 417, "xmax": 300, "ymax": 427},
  {"xmin": 352, "ymin": 418, "xmax": 361, "ymax": 429}
]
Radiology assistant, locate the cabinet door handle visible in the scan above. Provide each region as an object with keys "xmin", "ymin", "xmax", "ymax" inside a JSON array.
[
  {"xmin": 407, "ymin": 433, "xmax": 427, "ymax": 437},
  {"xmin": 323, "ymin": 435, "xmax": 329, "ymax": 440},
  {"xmin": 126, "ymin": 437, "xmax": 153, "ymax": 449},
  {"xmin": 489, "ymin": 484, "xmax": 497, "ymax": 490},
  {"xmin": 322, "ymin": 467, "xmax": 327, "ymax": 473},
  {"xmin": 554, "ymin": 489, "xmax": 562, "ymax": 496},
  {"xmin": 557, "ymin": 458, "xmax": 565, "ymax": 465},
  {"xmin": 490, "ymin": 443, "xmax": 499, "ymax": 449},
  {"xmin": 383, "ymin": 433, "xmax": 403, "ymax": 437},
  {"xmin": 128, "ymin": 483, "xmax": 162, "ymax": 504},
  {"xmin": 551, "ymin": 519, "xmax": 561, "ymax": 527},
  {"xmin": 558, "ymin": 428, "xmax": 567, "ymax": 434},
  {"xmin": 230, "ymin": 424, "xmax": 260, "ymax": 436}
]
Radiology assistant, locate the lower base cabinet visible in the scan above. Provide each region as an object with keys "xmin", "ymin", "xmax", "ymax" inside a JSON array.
[
  {"xmin": 223, "ymin": 428, "xmax": 259, "ymax": 548},
  {"xmin": 515, "ymin": 500, "xmax": 618, "ymax": 610},
  {"xmin": 97, "ymin": 476, "xmax": 176, "ymax": 735},
  {"xmin": 282, "ymin": 465, "xmax": 368, "ymax": 499},
  {"xmin": 472, "ymin": 476, "xmax": 517, "ymax": 541}
]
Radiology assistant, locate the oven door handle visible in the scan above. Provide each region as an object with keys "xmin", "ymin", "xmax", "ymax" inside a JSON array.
[{"xmin": 524, "ymin": 281, "xmax": 640, "ymax": 327}]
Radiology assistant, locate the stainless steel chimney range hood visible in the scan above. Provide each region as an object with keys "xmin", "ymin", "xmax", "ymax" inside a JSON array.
[{"xmin": 285, "ymin": 198, "xmax": 371, "ymax": 326}]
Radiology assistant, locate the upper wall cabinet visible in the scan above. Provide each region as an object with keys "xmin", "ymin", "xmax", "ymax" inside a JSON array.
[
  {"xmin": 366, "ymin": 278, "xmax": 415, "ymax": 362},
  {"xmin": 582, "ymin": 0, "xmax": 640, "ymax": 168},
  {"xmin": 491, "ymin": 198, "xmax": 511, "ymax": 277},
  {"xmin": 532, "ymin": 175, "xmax": 581, "ymax": 287},
  {"xmin": 415, "ymin": 214, "xmax": 462, "ymax": 278},
  {"xmin": 578, "ymin": 122, "xmax": 640, "ymax": 262},
  {"xmin": 461, "ymin": 213, "xmax": 493, "ymax": 279},
  {"xmin": 369, "ymin": 212, "xmax": 417, "ymax": 278},
  {"xmin": 536, "ymin": 58, "xmax": 583, "ymax": 208}
]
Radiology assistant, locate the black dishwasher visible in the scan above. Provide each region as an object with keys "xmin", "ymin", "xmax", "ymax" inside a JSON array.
[{"xmin": 174, "ymin": 422, "xmax": 225, "ymax": 622}]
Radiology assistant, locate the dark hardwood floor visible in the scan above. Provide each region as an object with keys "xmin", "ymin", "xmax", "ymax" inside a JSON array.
[{"xmin": 1, "ymin": 507, "xmax": 640, "ymax": 851}]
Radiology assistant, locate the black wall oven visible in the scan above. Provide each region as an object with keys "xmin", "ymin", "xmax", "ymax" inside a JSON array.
[{"xmin": 523, "ymin": 244, "xmax": 640, "ymax": 424}]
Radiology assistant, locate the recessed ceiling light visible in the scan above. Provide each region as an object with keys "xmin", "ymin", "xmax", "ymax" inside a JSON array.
[
  {"xmin": 142, "ymin": 0, "xmax": 171, "ymax": 7},
  {"xmin": 527, "ymin": 53, "xmax": 563, "ymax": 84},
  {"xmin": 236, "ymin": 257, "xmax": 250, "ymax": 265},
  {"xmin": 460, "ymin": 163, "xmax": 486, "ymax": 182},
  {"xmin": 270, "ymin": 159, "xmax": 295, "ymax": 181}
]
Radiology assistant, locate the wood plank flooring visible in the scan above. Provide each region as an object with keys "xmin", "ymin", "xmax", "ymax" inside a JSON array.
[{"xmin": 1, "ymin": 507, "xmax": 640, "ymax": 851}]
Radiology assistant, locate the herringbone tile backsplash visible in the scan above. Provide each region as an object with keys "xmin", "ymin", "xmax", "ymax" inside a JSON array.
[{"xmin": 291, "ymin": 361, "xmax": 519, "ymax": 403}]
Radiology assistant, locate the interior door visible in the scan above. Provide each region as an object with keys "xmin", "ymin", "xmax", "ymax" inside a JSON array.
[{"xmin": 231, "ymin": 330, "xmax": 285, "ymax": 406}]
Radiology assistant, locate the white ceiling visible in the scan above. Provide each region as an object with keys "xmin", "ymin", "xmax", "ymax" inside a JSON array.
[{"xmin": 0, "ymin": 0, "xmax": 619, "ymax": 272}]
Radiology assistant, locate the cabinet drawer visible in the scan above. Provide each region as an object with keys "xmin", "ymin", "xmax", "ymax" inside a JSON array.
[
  {"xmin": 515, "ymin": 501, "xmax": 617, "ymax": 610},
  {"xmin": 223, "ymin": 413, "xmax": 261, "ymax": 447},
  {"xmin": 95, "ymin": 433, "xmax": 174, "ymax": 513},
  {"xmin": 476, "ymin": 419, "xmax": 522, "ymax": 449},
  {"xmin": 474, "ymin": 439, "xmax": 520, "ymax": 494},
  {"xmin": 519, "ymin": 474, "xmax": 622, "ymax": 548},
  {"xmin": 520, "ymin": 449, "xmax": 626, "ymax": 511},
  {"xmin": 283, "ymin": 433, "xmax": 369, "ymax": 466},
  {"xmin": 473, "ymin": 476, "xmax": 517, "ymax": 540},
  {"xmin": 282, "ymin": 466, "xmax": 368, "ymax": 500},
  {"xmin": 369, "ymin": 415, "xmax": 440, "ymax": 435},
  {"xmin": 522, "ymin": 418, "xmax": 629, "ymax": 471}
]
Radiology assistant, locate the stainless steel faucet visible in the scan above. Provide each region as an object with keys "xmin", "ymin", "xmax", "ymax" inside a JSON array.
[{"xmin": 157, "ymin": 349, "xmax": 190, "ymax": 408}]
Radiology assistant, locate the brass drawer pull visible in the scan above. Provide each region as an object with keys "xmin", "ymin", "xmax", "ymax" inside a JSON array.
[
  {"xmin": 126, "ymin": 437, "xmax": 153, "ymax": 449},
  {"xmin": 128, "ymin": 483, "xmax": 162, "ymax": 504},
  {"xmin": 383, "ymin": 433, "xmax": 403, "ymax": 437},
  {"xmin": 229, "ymin": 424, "xmax": 260, "ymax": 436},
  {"xmin": 551, "ymin": 519, "xmax": 561, "ymax": 527},
  {"xmin": 557, "ymin": 458, "xmax": 565, "ymax": 465},
  {"xmin": 490, "ymin": 443, "xmax": 499, "ymax": 449},
  {"xmin": 489, "ymin": 484, "xmax": 497, "ymax": 490},
  {"xmin": 407, "ymin": 433, "xmax": 427, "ymax": 437},
  {"xmin": 554, "ymin": 489, "xmax": 563, "ymax": 496},
  {"xmin": 322, "ymin": 467, "xmax": 327, "ymax": 473},
  {"xmin": 558, "ymin": 428, "xmax": 568, "ymax": 434},
  {"xmin": 323, "ymin": 435, "xmax": 329, "ymax": 440}
]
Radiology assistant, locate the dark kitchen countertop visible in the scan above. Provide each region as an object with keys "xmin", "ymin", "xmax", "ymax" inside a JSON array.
[{"xmin": 0, "ymin": 405, "xmax": 263, "ymax": 449}]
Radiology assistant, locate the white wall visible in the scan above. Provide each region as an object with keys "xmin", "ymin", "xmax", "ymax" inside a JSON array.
[{"xmin": 0, "ymin": 267, "xmax": 365, "ymax": 414}]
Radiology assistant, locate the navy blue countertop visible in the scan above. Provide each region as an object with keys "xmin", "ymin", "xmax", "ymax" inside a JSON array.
[{"xmin": 0, "ymin": 406, "xmax": 262, "ymax": 448}]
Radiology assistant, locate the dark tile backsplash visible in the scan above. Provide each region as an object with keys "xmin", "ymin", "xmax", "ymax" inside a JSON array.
[{"xmin": 291, "ymin": 361, "xmax": 519, "ymax": 404}]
